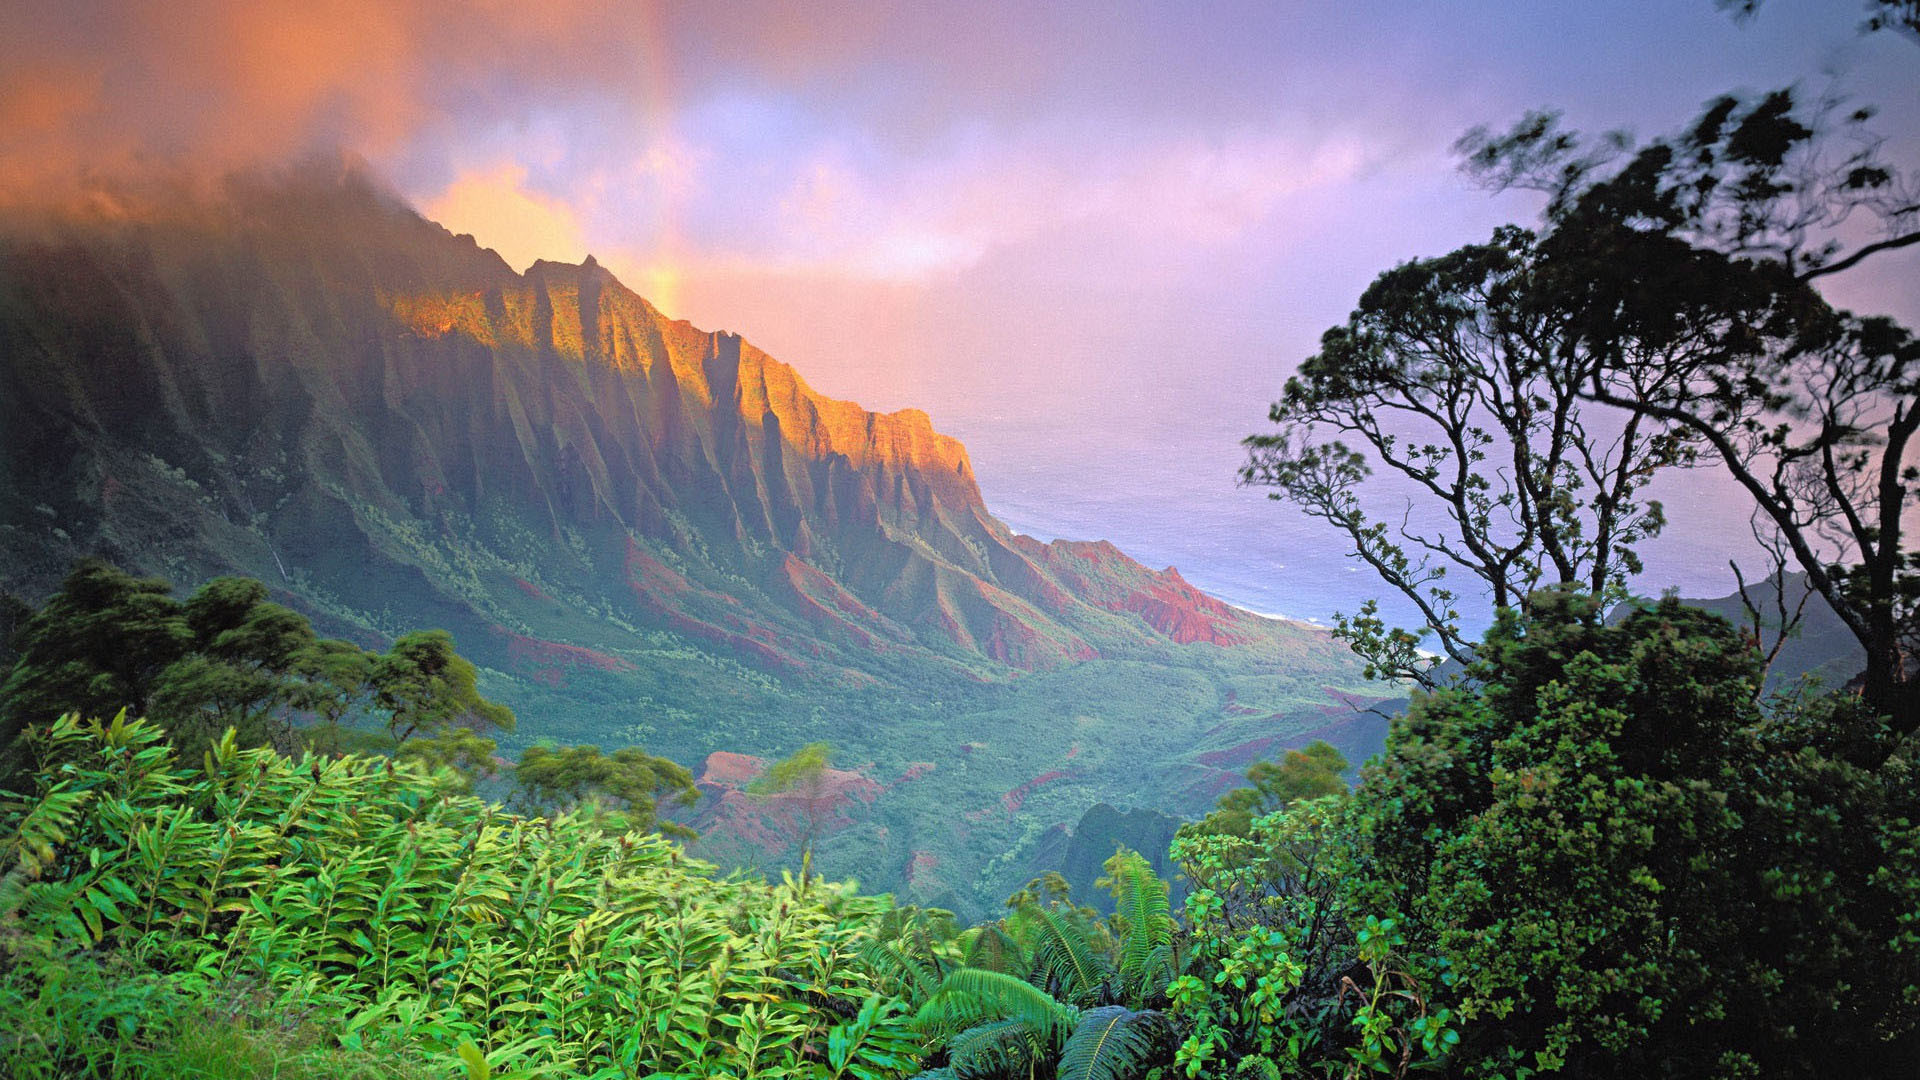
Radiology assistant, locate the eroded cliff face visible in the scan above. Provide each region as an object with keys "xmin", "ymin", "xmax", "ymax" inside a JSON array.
[
  {"xmin": 0, "ymin": 165, "xmax": 1389, "ymax": 914},
  {"xmin": 0, "ymin": 164, "xmax": 1302, "ymax": 684}
]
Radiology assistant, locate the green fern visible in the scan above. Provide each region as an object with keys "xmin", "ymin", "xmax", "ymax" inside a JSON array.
[
  {"xmin": 1104, "ymin": 851, "xmax": 1173, "ymax": 999},
  {"xmin": 1018, "ymin": 904, "xmax": 1111, "ymax": 1006},
  {"xmin": 1056, "ymin": 1006, "xmax": 1174, "ymax": 1080},
  {"xmin": 963, "ymin": 924, "xmax": 1024, "ymax": 975},
  {"xmin": 914, "ymin": 967, "xmax": 1078, "ymax": 1045},
  {"xmin": 0, "ymin": 716, "xmax": 929, "ymax": 1078},
  {"xmin": 948, "ymin": 1017, "xmax": 1047, "ymax": 1078}
]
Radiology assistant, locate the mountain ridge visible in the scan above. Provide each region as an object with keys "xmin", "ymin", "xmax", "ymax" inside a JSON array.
[
  {"xmin": 0, "ymin": 164, "xmax": 1380, "ymax": 910},
  {"xmin": 0, "ymin": 169, "xmax": 1325, "ymax": 678}
]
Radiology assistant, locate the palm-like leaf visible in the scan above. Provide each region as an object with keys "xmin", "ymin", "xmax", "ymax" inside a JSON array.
[
  {"xmin": 1107, "ymin": 852, "xmax": 1173, "ymax": 998},
  {"xmin": 914, "ymin": 967, "xmax": 1078, "ymax": 1045},
  {"xmin": 1056, "ymin": 1006, "xmax": 1174, "ymax": 1080},
  {"xmin": 1021, "ymin": 904, "xmax": 1111, "ymax": 1005},
  {"xmin": 948, "ymin": 1017, "xmax": 1046, "ymax": 1078}
]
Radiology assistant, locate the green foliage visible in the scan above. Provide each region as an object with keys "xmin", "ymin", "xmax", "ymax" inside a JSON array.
[
  {"xmin": 753, "ymin": 740, "xmax": 836, "ymax": 796},
  {"xmin": 0, "ymin": 953, "xmax": 439, "ymax": 1080},
  {"xmin": 0, "ymin": 560, "xmax": 192, "ymax": 759},
  {"xmin": 1170, "ymin": 776, "xmax": 1456, "ymax": 1080},
  {"xmin": 0, "ymin": 562, "xmax": 517, "ymax": 790},
  {"xmin": 372, "ymin": 628, "xmax": 517, "ymax": 745},
  {"xmin": 1358, "ymin": 591, "xmax": 1920, "ymax": 1077},
  {"xmin": 0, "ymin": 713, "xmax": 928, "ymax": 1078},
  {"xmin": 152, "ymin": 576, "xmax": 321, "ymax": 754},
  {"xmin": 512, "ymin": 743, "xmax": 699, "ymax": 840},
  {"xmin": 906, "ymin": 855, "xmax": 1179, "ymax": 1080},
  {"xmin": 752, "ymin": 741, "xmax": 837, "ymax": 890},
  {"xmin": 1185, "ymin": 741, "xmax": 1349, "ymax": 839}
]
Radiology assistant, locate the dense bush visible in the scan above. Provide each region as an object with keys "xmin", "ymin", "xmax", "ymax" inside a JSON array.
[
  {"xmin": 1356, "ymin": 592, "xmax": 1920, "ymax": 1078},
  {"xmin": 0, "ymin": 713, "xmax": 923, "ymax": 1078}
]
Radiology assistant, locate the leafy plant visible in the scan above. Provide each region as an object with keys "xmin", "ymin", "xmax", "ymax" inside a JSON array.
[
  {"xmin": 0, "ymin": 713, "xmax": 928, "ymax": 1078},
  {"xmin": 905, "ymin": 851, "xmax": 1179, "ymax": 1080}
]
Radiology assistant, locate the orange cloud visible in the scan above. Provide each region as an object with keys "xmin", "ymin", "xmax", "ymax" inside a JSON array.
[
  {"xmin": 0, "ymin": 0, "xmax": 670, "ymax": 215},
  {"xmin": 425, "ymin": 162, "xmax": 588, "ymax": 272}
]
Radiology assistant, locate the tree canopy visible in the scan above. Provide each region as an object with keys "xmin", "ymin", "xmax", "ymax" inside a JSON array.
[
  {"xmin": 513, "ymin": 743, "xmax": 699, "ymax": 840},
  {"xmin": 1360, "ymin": 590, "xmax": 1920, "ymax": 1075},
  {"xmin": 750, "ymin": 741, "xmax": 838, "ymax": 891},
  {"xmin": 0, "ymin": 560, "xmax": 515, "ymax": 780},
  {"xmin": 1250, "ymin": 87, "xmax": 1918, "ymax": 721}
]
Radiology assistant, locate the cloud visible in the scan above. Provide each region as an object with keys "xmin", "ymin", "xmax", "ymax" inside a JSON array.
[
  {"xmin": 423, "ymin": 162, "xmax": 588, "ymax": 272},
  {"xmin": 0, "ymin": 0, "xmax": 674, "ymax": 212}
]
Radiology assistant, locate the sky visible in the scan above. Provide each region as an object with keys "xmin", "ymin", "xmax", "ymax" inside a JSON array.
[{"xmin": 3, "ymin": 1, "xmax": 1914, "ymax": 626}]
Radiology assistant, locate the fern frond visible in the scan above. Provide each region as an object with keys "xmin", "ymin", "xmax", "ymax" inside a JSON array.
[
  {"xmin": 1056, "ymin": 1006, "xmax": 1175, "ymax": 1080},
  {"xmin": 964, "ymin": 924, "xmax": 1025, "ymax": 974},
  {"xmin": 1021, "ymin": 904, "xmax": 1110, "ymax": 1006},
  {"xmin": 914, "ymin": 967, "xmax": 1077, "ymax": 1046},
  {"xmin": 948, "ymin": 1017, "xmax": 1046, "ymax": 1078},
  {"xmin": 861, "ymin": 939, "xmax": 946, "ymax": 1006},
  {"xmin": 1133, "ymin": 942, "xmax": 1178, "ymax": 1001},
  {"xmin": 1108, "ymin": 852, "xmax": 1172, "ymax": 997}
]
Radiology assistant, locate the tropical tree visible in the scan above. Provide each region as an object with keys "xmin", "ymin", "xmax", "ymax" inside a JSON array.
[
  {"xmin": 0, "ymin": 562, "xmax": 515, "ymax": 784},
  {"xmin": 1359, "ymin": 590, "xmax": 1920, "ymax": 1076},
  {"xmin": 1457, "ymin": 88, "xmax": 1919, "ymax": 724},
  {"xmin": 1181, "ymin": 739, "xmax": 1348, "ymax": 839},
  {"xmin": 1242, "ymin": 226, "xmax": 1699, "ymax": 685},
  {"xmin": 148, "ymin": 576, "xmax": 320, "ymax": 754},
  {"xmin": 1252, "ymin": 86, "xmax": 1919, "ymax": 721},
  {"xmin": 365, "ymin": 629, "xmax": 515, "ymax": 781},
  {"xmin": 512, "ymin": 743, "xmax": 700, "ymax": 840},
  {"xmin": 293, "ymin": 637, "xmax": 383, "ymax": 754},
  {"xmin": 0, "ymin": 560, "xmax": 191, "ymax": 762}
]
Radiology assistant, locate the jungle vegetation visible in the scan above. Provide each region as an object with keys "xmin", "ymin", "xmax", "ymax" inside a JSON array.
[{"xmin": 2, "ymin": 12, "xmax": 1916, "ymax": 1078}]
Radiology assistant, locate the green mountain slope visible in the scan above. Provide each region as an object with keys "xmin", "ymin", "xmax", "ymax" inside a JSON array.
[{"xmin": 0, "ymin": 163, "xmax": 1382, "ymax": 914}]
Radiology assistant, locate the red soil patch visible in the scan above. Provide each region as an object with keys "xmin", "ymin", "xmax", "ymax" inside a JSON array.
[
  {"xmin": 905, "ymin": 849, "xmax": 940, "ymax": 889},
  {"xmin": 1197, "ymin": 736, "xmax": 1278, "ymax": 770},
  {"xmin": 692, "ymin": 751, "xmax": 885, "ymax": 855},
  {"xmin": 701, "ymin": 751, "xmax": 767, "ymax": 788},
  {"xmin": 1001, "ymin": 769, "xmax": 1071, "ymax": 813},
  {"xmin": 496, "ymin": 630, "xmax": 633, "ymax": 687},
  {"xmin": 512, "ymin": 577, "xmax": 551, "ymax": 601},
  {"xmin": 624, "ymin": 539, "xmax": 694, "ymax": 600}
]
